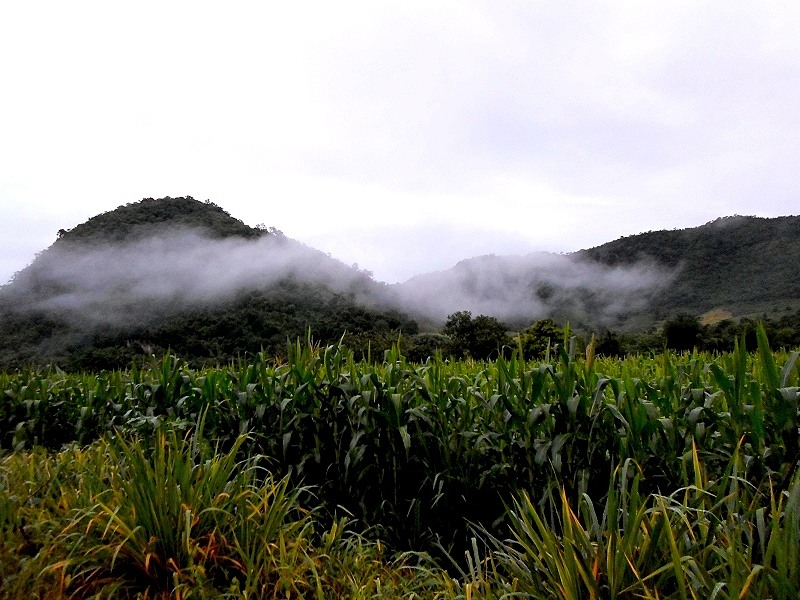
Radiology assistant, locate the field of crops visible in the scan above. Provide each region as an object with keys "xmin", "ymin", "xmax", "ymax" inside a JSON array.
[{"xmin": 1, "ymin": 326, "xmax": 799, "ymax": 598}]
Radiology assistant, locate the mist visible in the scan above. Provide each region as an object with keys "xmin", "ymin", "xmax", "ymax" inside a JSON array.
[
  {"xmin": 2, "ymin": 227, "xmax": 674, "ymax": 333},
  {"xmin": 3, "ymin": 228, "xmax": 378, "ymax": 328},
  {"xmin": 392, "ymin": 252, "xmax": 674, "ymax": 329}
]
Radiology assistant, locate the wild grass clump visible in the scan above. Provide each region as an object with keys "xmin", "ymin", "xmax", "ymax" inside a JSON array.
[
  {"xmin": 0, "ymin": 427, "xmax": 453, "ymax": 599},
  {"xmin": 457, "ymin": 446, "xmax": 800, "ymax": 600}
]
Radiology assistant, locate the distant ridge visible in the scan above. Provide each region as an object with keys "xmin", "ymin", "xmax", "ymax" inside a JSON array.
[{"xmin": 576, "ymin": 215, "xmax": 800, "ymax": 318}]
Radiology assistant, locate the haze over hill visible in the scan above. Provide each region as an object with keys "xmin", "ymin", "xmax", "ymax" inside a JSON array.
[
  {"xmin": 398, "ymin": 214, "xmax": 800, "ymax": 330},
  {"xmin": 393, "ymin": 253, "xmax": 673, "ymax": 329},
  {"xmin": 1, "ymin": 197, "xmax": 798, "ymax": 368},
  {"xmin": 579, "ymin": 215, "xmax": 800, "ymax": 319},
  {"xmin": 10, "ymin": 227, "xmax": 381, "ymax": 329},
  {"xmin": 0, "ymin": 198, "xmax": 411, "ymax": 368}
]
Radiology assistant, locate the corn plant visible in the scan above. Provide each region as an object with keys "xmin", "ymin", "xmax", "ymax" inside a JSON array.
[{"xmin": 1, "ymin": 326, "xmax": 799, "ymax": 581}]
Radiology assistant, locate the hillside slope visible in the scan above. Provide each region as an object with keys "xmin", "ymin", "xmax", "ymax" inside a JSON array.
[
  {"xmin": 0, "ymin": 197, "xmax": 415, "ymax": 369},
  {"xmin": 392, "ymin": 215, "xmax": 800, "ymax": 330},
  {"xmin": 577, "ymin": 215, "xmax": 800, "ymax": 318},
  {"xmin": 392, "ymin": 251, "xmax": 672, "ymax": 330},
  {"xmin": 1, "ymin": 199, "xmax": 797, "ymax": 368}
]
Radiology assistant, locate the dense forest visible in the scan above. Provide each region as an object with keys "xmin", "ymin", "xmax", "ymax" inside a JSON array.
[
  {"xmin": 401, "ymin": 214, "xmax": 800, "ymax": 332},
  {"xmin": 53, "ymin": 196, "xmax": 267, "ymax": 242},
  {"xmin": 0, "ymin": 197, "xmax": 417, "ymax": 369}
]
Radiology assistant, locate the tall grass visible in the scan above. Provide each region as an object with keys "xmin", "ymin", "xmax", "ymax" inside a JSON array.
[
  {"xmin": 1, "ymin": 428, "xmax": 454, "ymax": 598},
  {"xmin": 1, "ymin": 325, "xmax": 798, "ymax": 596},
  {"xmin": 467, "ymin": 444, "xmax": 800, "ymax": 599}
]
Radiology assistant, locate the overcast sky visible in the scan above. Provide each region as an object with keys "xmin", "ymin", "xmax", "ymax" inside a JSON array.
[{"xmin": 1, "ymin": 1, "xmax": 798, "ymax": 284}]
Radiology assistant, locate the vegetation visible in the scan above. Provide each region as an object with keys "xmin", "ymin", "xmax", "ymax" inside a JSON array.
[
  {"xmin": 519, "ymin": 318, "xmax": 564, "ymax": 359},
  {"xmin": 579, "ymin": 215, "xmax": 800, "ymax": 319},
  {"xmin": 1, "ymin": 326, "xmax": 799, "ymax": 597},
  {"xmin": 55, "ymin": 196, "xmax": 266, "ymax": 243},
  {"xmin": 0, "ymin": 197, "xmax": 419, "ymax": 370},
  {"xmin": 1, "ymin": 198, "xmax": 799, "ymax": 595},
  {"xmin": 1, "ymin": 198, "xmax": 798, "ymax": 369},
  {"xmin": 593, "ymin": 310, "xmax": 800, "ymax": 357},
  {"xmin": 0, "ymin": 284, "xmax": 419, "ymax": 370},
  {"xmin": 441, "ymin": 310, "xmax": 510, "ymax": 359}
]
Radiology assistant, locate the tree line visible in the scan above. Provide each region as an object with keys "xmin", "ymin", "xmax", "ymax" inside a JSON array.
[{"xmin": 398, "ymin": 309, "xmax": 800, "ymax": 362}]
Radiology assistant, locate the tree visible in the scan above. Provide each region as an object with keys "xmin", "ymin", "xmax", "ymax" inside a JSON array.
[
  {"xmin": 663, "ymin": 314, "xmax": 702, "ymax": 351},
  {"xmin": 702, "ymin": 319, "xmax": 737, "ymax": 353},
  {"xmin": 519, "ymin": 319, "xmax": 563, "ymax": 360},
  {"xmin": 471, "ymin": 315, "xmax": 511, "ymax": 359},
  {"xmin": 405, "ymin": 333, "xmax": 449, "ymax": 363},
  {"xmin": 595, "ymin": 329, "xmax": 623, "ymax": 357},
  {"xmin": 443, "ymin": 311, "xmax": 509, "ymax": 360}
]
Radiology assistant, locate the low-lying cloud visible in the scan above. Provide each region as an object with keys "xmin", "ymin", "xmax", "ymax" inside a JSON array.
[
  {"xmin": 393, "ymin": 252, "xmax": 674, "ymax": 328},
  {"xmin": 4, "ymin": 228, "xmax": 376, "ymax": 327},
  {"xmin": 2, "ymin": 228, "xmax": 673, "ymax": 332}
]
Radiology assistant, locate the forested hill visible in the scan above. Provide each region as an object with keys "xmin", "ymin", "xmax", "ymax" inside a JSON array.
[
  {"xmin": 0, "ymin": 197, "xmax": 797, "ymax": 369},
  {"xmin": 576, "ymin": 215, "xmax": 800, "ymax": 318},
  {"xmin": 56, "ymin": 196, "xmax": 265, "ymax": 243},
  {"xmin": 0, "ymin": 197, "xmax": 416, "ymax": 370}
]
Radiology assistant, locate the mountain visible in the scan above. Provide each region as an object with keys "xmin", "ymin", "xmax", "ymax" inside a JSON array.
[
  {"xmin": 0, "ymin": 197, "xmax": 416, "ymax": 369},
  {"xmin": 52, "ymin": 196, "xmax": 265, "ymax": 243},
  {"xmin": 1, "ymin": 198, "xmax": 797, "ymax": 369},
  {"xmin": 391, "ymin": 215, "xmax": 800, "ymax": 331}
]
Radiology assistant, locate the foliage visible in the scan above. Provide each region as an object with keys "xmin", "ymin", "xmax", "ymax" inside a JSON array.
[
  {"xmin": 595, "ymin": 329, "xmax": 624, "ymax": 357},
  {"xmin": 405, "ymin": 333, "xmax": 449, "ymax": 363},
  {"xmin": 580, "ymin": 215, "xmax": 800, "ymax": 319},
  {"xmin": 0, "ymin": 431, "xmax": 453, "ymax": 599},
  {"xmin": 663, "ymin": 313, "xmax": 702, "ymax": 351},
  {"xmin": 442, "ymin": 311, "xmax": 510, "ymax": 359},
  {"xmin": 0, "ymin": 283, "xmax": 419, "ymax": 371},
  {"xmin": 0, "ymin": 328, "xmax": 800, "ymax": 596},
  {"xmin": 3, "ymin": 200, "xmax": 799, "ymax": 370},
  {"xmin": 519, "ymin": 318, "xmax": 564, "ymax": 360},
  {"xmin": 55, "ymin": 196, "xmax": 265, "ymax": 244},
  {"xmin": 592, "ymin": 310, "xmax": 800, "ymax": 356},
  {"xmin": 0, "ymin": 196, "xmax": 420, "ymax": 371},
  {"xmin": 2, "ymin": 325, "xmax": 799, "ymax": 572},
  {"xmin": 472, "ymin": 450, "xmax": 800, "ymax": 599}
]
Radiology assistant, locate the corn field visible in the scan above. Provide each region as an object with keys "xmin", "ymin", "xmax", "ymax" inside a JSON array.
[{"xmin": 1, "ymin": 325, "xmax": 799, "ymax": 598}]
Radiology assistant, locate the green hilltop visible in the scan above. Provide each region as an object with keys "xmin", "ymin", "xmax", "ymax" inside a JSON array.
[
  {"xmin": 0, "ymin": 197, "xmax": 417, "ymax": 370},
  {"xmin": 56, "ymin": 196, "xmax": 264, "ymax": 243}
]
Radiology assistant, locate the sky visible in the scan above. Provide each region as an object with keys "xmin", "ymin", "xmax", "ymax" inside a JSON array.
[{"xmin": 1, "ymin": 1, "xmax": 798, "ymax": 285}]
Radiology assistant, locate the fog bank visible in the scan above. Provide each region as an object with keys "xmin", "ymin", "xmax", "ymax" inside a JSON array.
[
  {"xmin": 2, "ymin": 228, "xmax": 673, "ymax": 332},
  {"xmin": 393, "ymin": 252, "xmax": 673, "ymax": 328},
  {"xmin": 4, "ymin": 228, "xmax": 376, "ymax": 327}
]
